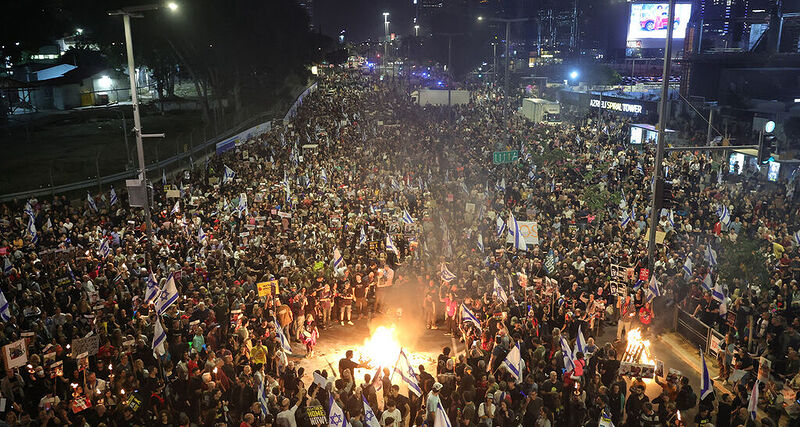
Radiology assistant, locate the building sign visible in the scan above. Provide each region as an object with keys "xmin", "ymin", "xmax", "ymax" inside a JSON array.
[{"xmin": 590, "ymin": 98, "xmax": 643, "ymax": 114}]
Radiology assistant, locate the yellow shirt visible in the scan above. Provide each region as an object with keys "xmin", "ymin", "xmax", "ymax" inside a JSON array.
[
  {"xmin": 250, "ymin": 344, "xmax": 267, "ymax": 364},
  {"xmin": 773, "ymin": 242, "xmax": 785, "ymax": 259}
]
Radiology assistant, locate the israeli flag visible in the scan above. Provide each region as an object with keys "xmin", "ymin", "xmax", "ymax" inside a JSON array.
[
  {"xmin": 440, "ymin": 264, "xmax": 456, "ymax": 282},
  {"xmin": 501, "ymin": 342, "xmax": 523, "ymax": 382},
  {"xmin": 0, "ymin": 289, "xmax": 12, "ymax": 321},
  {"xmin": 401, "ymin": 210, "xmax": 414, "ymax": 225},
  {"xmin": 2, "ymin": 257, "xmax": 12, "ymax": 275},
  {"xmin": 391, "ymin": 348, "xmax": 422, "ymax": 397},
  {"xmin": 713, "ymin": 282, "xmax": 727, "ymax": 316},
  {"xmin": 434, "ymin": 401, "xmax": 452, "ymax": 427},
  {"xmin": 362, "ymin": 396, "xmax": 381, "ymax": 427},
  {"xmin": 144, "ymin": 272, "xmax": 160, "ymax": 305},
  {"xmin": 385, "ymin": 234, "xmax": 399, "ymax": 256},
  {"xmin": 668, "ymin": 209, "xmax": 675, "ymax": 228},
  {"xmin": 794, "ymin": 230, "xmax": 800, "ymax": 247},
  {"xmin": 496, "ymin": 216, "xmax": 506, "ymax": 238},
  {"xmin": 155, "ymin": 273, "xmax": 179, "ymax": 315},
  {"xmin": 328, "ymin": 394, "xmax": 348, "ymax": 427},
  {"xmin": 700, "ymin": 350, "xmax": 713, "ymax": 400},
  {"xmin": 222, "ymin": 164, "xmax": 236, "ymax": 184},
  {"xmin": 359, "ymin": 227, "xmax": 367, "ymax": 247},
  {"xmin": 109, "ymin": 187, "xmax": 118, "ymax": 206},
  {"xmin": 574, "ymin": 325, "xmax": 587, "ymax": 356},
  {"xmin": 67, "ymin": 264, "xmax": 77, "ymax": 282},
  {"xmin": 702, "ymin": 270, "xmax": 714, "ymax": 292},
  {"xmin": 24, "ymin": 200, "xmax": 35, "ymax": 220},
  {"xmin": 716, "ymin": 204, "xmax": 732, "ymax": 228},
  {"xmin": 508, "ymin": 212, "xmax": 527, "ymax": 251},
  {"xmin": 705, "ymin": 246, "xmax": 718, "ymax": 267},
  {"xmin": 45, "ymin": 217, "xmax": 52, "ymax": 230},
  {"xmin": 560, "ymin": 335, "xmax": 576, "ymax": 372},
  {"xmin": 550, "ymin": 177, "xmax": 556, "ymax": 192},
  {"xmin": 237, "ymin": 193, "xmax": 248, "ymax": 217},
  {"xmin": 620, "ymin": 207, "xmax": 632, "ymax": 227},
  {"xmin": 477, "ymin": 233, "xmax": 484, "ymax": 253},
  {"xmin": 320, "ymin": 168, "xmax": 328, "ymax": 184},
  {"xmin": 683, "ymin": 257, "xmax": 693, "ymax": 280},
  {"xmin": 748, "ymin": 380, "xmax": 759, "ymax": 420},
  {"xmin": 332, "ymin": 247, "xmax": 345, "ymax": 271},
  {"xmin": 636, "ymin": 162, "xmax": 645, "ymax": 175},
  {"xmin": 258, "ymin": 378, "xmax": 270, "ymax": 417},
  {"xmin": 646, "ymin": 275, "xmax": 661, "ymax": 302},
  {"xmin": 98, "ymin": 238, "xmax": 111, "ymax": 258},
  {"xmin": 87, "ymin": 192, "xmax": 98, "ymax": 212},
  {"xmin": 493, "ymin": 277, "xmax": 508, "ymax": 303},
  {"xmin": 461, "ymin": 304, "xmax": 482, "ymax": 331},
  {"xmin": 152, "ymin": 317, "xmax": 167, "ymax": 357},
  {"xmin": 26, "ymin": 216, "xmax": 37, "ymax": 244},
  {"xmin": 275, "ymin": 323, "xmax": 293, "ymax": 354},
  {"xmin": 197, "ymin": 227, "xmax": 207, "ymax": 243},
  {"xmin": 171, "ymin": 200, "xmax": 180, "ymax": 215}
]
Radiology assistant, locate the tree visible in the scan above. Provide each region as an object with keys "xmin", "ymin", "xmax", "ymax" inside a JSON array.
[{"xmin": 716, "ymin": 236, "xmax": 769, "ymax": 292}]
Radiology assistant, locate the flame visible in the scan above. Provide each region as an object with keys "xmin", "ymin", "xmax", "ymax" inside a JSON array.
[
  {"xmin": 358, "ymin": 325, "xmax": 402, "ymax": 369},
  {"xmin": 623, "ymin": 328, "xmax": 654, "ymax": 365}
]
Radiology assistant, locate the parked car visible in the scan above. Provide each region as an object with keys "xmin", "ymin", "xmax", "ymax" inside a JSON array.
[{"xmin": 640, "ymin": 13, "xmax": 679, "ymax": 31}]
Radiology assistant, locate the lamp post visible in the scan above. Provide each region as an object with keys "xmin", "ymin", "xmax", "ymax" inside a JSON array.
[
  {"xmin": 477, "ymin": 17, "xmax": 528, "ymax": 109},
  {"xmin": 414, "ymin": 24, "xmax": 419, "ymax": 37},
  {"xmin": 383, "ymin": 12, "xmax": 390, "ymax": 73},
  {"xmin": 108, "ymin": 2, "xmax": 178, "ymax": 243}
]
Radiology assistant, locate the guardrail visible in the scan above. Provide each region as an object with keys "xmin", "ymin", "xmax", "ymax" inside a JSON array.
[{"xmin": 0, "ymin": 81, "xmax": 318, "ymax": 203}]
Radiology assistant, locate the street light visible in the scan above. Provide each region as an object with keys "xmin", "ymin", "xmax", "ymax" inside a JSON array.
[
  {"xmin": 382, "ymin": 12, "xmax": 390, "ymax": 73},
  {"xmin": 108, "ymin": 2, "xmax": 179, "ymax": 243},
  {"xmin": 569, "ymin": 70, "xmax": 578, "ymax": 80},
  {"xmin": 76, "ymin": 28, "xmax": 84, "ymax": 35},
  {"xmin": 414, "ymin": 25, "xmax": 419, "ymax": 37}
]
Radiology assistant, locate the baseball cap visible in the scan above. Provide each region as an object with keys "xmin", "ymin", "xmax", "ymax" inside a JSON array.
[{"xmin": 432, "ymin": 382, "xmax": 443, "ymax": 391}]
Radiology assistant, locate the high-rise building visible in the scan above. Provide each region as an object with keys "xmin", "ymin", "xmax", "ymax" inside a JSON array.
[{"xmin": 298, "ymin": 0, "xmax": 314, "ymax": 29}]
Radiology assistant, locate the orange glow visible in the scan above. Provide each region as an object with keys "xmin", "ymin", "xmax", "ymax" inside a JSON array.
[{"xmin": 357, "ymin": 325, "xmax": 401, "ymax": 368}]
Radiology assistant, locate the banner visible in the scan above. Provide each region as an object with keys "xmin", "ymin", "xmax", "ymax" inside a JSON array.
[
  {"xmin": 70, "ymin": 335, "xmax": 100, "ymax": 358},
  {"xmin": 2, "ymin": 339, "xmax": 28, "ymax": 370},
  {"xmin": 257, "ymin": 280, "xmax": 279, "ymax": 297},
  {"xmin": 505, "ymin": 221, "xmax": 539, "ymax": 245}
]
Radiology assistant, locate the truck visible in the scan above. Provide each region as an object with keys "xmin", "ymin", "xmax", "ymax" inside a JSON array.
[
  {"xmin": 520, "ymin": 98, "xmax": 561, "ymax": 123},
  {"xmin": 411, "ymin": 89, "xmax": 471, "ymax": 106}
]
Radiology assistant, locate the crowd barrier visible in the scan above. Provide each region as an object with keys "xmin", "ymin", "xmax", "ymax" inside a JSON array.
[{"xmin": 0, "ymin": 81, "xmax": 318, "ymax": 203}]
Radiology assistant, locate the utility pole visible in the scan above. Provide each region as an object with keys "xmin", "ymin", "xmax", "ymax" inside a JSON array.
[{"xmin": 647, "ymin": 0, "xmax": 676, "ymax": 272}]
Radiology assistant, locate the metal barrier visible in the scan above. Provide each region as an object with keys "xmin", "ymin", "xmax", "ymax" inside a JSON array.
[
  {"xmin": 676, "ymin": 307, "xmax": 713, "ymax": 353},
  {"xmin": 0, "ymin": 81, "xmax": 317, "ymax": 202}
]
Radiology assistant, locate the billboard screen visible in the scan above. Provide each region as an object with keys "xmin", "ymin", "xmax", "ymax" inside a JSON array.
[{"xmin": 627, "ymin": 3, "xmax": 692, "ymax": 49}]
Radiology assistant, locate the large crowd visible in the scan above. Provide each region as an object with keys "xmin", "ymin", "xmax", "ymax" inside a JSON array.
[{"xmin": 1, "ymin": 69, "xmax": 799, "ymax": 427}]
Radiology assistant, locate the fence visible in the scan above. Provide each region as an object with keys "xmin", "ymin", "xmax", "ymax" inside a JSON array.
[
  {"xmin": 0, "ymin": 81, "xmax": 317, "ymax": 203},
  {"xmin": 675, "ymin": 306, "xmax": 740, "ymax": 358}
]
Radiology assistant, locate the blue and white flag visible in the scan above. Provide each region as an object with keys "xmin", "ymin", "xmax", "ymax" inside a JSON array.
[
  {"xmin": 434, "ymin": 400, "xmax": 452, "ymax": 427},
  {"xmin": 109, "ymin": 187, "xmax": 118, "ymax": 206},
  {"xmin": 319, "ymin": 168, "xmax": 328, "ymax": 184},
  {"xmin": 550, "ymin": 177, "xmax": 556, "ymax": 192},
  {"xmin": 702, "ymin": 270, "xmax": 714, "ymax": 292},
  {"xmin": 0, "ymin": 289, "xmax": 11, "ymax": 321},
  {"xmin": 359, "ymin": 227, "xmax": 367, "ymax": 247},
  {"xmin": 574, "ymin": 325, "xmax": 587, "ymax": 356},
  {"xmin": 646, "ymin": 275, "xmax": 661, "ymax": 302},
  {"xmin": 701, "ymin": 350, "xmax": 713, "ymax": 400},
  {"xmin": 476, "ymin": 233, "xmax": 484, "ymax": 253},
  {"xmin": 633, "ymin": 278, "xmax": 645, "ymax": 291},
  {"xmin": 385, "ymin": 234, "xmax": 399, "ymax": 256},
  {"xmin": 24, "ymin": 201, "xmax": 35, "ymax": 220},
  {"xmin": 713, "ymin": 281, "xmax": 727, "ymax": 315},
  {"xmin": 152, "ymin": 317, "xmax": 167, "ymax": 357},
  {"xmin": 222, "ymin": 165, "xmax": 236, "ymax": 184},
  {"xmin": 560, "ymin": 335, "xmax": 575, "ymax": 372},
  {"xmin": 237, "ymin": 193, "xmax": 248, "ymax": 217},
  {"xmin": 275, "ymin": 323, "xmax": 293, "ymax": 354},
  {"xmin": 493, "ymin": 277, "xmax": 508, "ymax": 303},
  {"xmin": 2, "ymin": 257, "xmax": 12, "ymax": 275},
  {"xmin": 401, "ymin": 210, "xmax": 414, "ymax": 225},
  {"xmin": 45, "ymin": 217, "xmax": 52, "ymax": 230},
  {"xmin": 508, "ymin": 212, "xmax": 527, "ymax": 251},
  {"xmin": 328, "ymin": 394, "xmax": 348, "ymax": 427},
  {"xmin": 144, "ymin": 272, "xmax": 160, "ymax": 305},
  {"xmin": 461, "ymin": 304, "xmax": 482, "ymax": 331},
  {"xmin": 748, "ymin": 380, "xmax": 759, "ymax": 420},
  {"xmin": 197, "ymin": 227, "xmax": 207, "ymax": 243},
  {"xmin": 361, "ymin": 396, "xmax": 381, "ymax": 427},
  {"xmin": 171, "ymin": 200, "xmax": 180, "ymax": 216},
  {"xmin": 440, "ymin": 264, "xmax": 456, "ymax": 282},
  {"xmin": 636, "ymin": 162, "xmax": 645, "ymax": 175},
  {"xmin": 793, "ymin": 230, "xmax": 800, "ymax": 247},
  {"xmin": 391, "ymin": 348, "xmax": 422, "ymax": 397},
  {"xmin": 332, "ymin": 247, "xmax": 345, "ymax": 271},
  {"xmin": 501, "ymin": 342, "xmax": 523, "ymax": 382},
  {"xmin": 156, "ymin": 273, "xmax": 179, "ymax": 315},
  {"xmin": 683, "ymin": 257, "xmax": 693, "ymax": 280},
  {"xmin": 705, "ymin": 246, "xmax": 718, "ymax": 267},
  {"xmin": 98, "ymin": 238, "xmax": 111, "ymax": 258},
  {"xmin": 496, "ymin": 216, "xmax": 506, "ymax": 238},
  {"xmin": 668, "ymin": 209, "xmax": 675, "ymax": 228},
  {"xmin": 87, "ymin": 192, "xmax": 98, "ymax": 212},
  {"xmin": 258, "ymin": 378, "xmax": 270, "ymax": 417},
  {"xmin": 27, "ymin": 217, "xmax": 37, "ymax": 244},
  {"xmin": 620, "ymin": 207, "xmax": 632, "ymax": 228},
  {"xmin": 67, "ymin": 264, "xmax": 77, "ymax": 282},
  {"xmin": 716, "ymin": 204, "xmax": 732, "ymax": 228}
]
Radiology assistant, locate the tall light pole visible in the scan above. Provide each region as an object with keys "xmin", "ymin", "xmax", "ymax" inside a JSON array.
[
  {"xmin": 647, "ymin": 0, "xmax": 676, "ymax": 272},
  {"xmin": 478, "ymin": 17, "xmax": 528, "ymax": 106},
  {"xmin": 109, "ymin": 2, "xmax": 178, "ymax": 243},
  {"xmin": 414, "ymin": 24, "xmax": 419, "ymax": 37},
  {"xmin": 383, "ymin": 12, "xmax": 390, "ymax": 72}
]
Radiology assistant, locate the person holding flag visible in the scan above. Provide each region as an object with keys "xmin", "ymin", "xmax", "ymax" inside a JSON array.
[
  {"xmin": 391, "ymin": 348, "xmax": 422, "ymax": 397},
  {"xmin": 0, "ymin": 288, "xmax": 12, "ymax": 321},
  {"xmin": 152, "ymin": 317, "xmax": 167, "ymax": 357},
  {"xmin": 155, "ymin": 274, "xmax": 179, "ymax": 315}
]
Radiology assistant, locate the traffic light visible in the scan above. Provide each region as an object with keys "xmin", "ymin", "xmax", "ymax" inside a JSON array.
[
  {"xmin": 758, "ymin": 120, "xmax": 777, "ymax": 164},
  {"xmin": 653, "ymin": 178, "xmax": 675, "ymax": 211}
]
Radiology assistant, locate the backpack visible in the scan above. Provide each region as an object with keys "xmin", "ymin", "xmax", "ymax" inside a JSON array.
[{"xmin": 677, "ymin": 386, "xmax": 697, "ymax": 410}]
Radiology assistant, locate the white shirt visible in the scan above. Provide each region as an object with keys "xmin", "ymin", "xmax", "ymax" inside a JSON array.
[
  {"xmin": 381, "ymin": 408, "xmax": 401, "ymax": 427},
  {"xmin": 478, "ymin": 402, "xmax": 496, "ymax": 426},
  {"xmin": 276, "ymin": 403, "xmax": 299, "ymax": 427}
]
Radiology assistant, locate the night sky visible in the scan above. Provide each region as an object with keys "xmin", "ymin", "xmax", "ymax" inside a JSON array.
[{"xmin": 314, "ymin": 0, "xmax": 416, "ymax": 42}]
